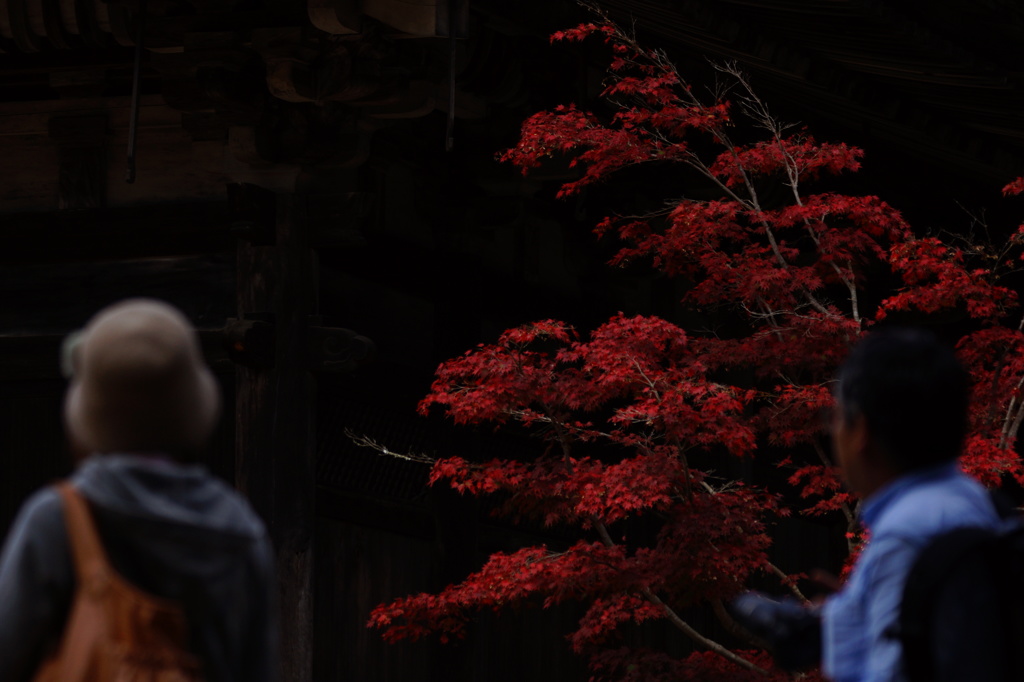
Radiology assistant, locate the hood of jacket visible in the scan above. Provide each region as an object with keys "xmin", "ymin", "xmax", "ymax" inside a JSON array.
[{"xmin": 71, "ymin": 453, "xmax": 268, "ymax": 579}]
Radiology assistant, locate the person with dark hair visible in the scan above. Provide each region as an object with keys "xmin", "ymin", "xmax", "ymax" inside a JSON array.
[
  {"xmin": 731, "ymin": 327, "xmax": 1003, "ymax": 681},
  {"xmin": 833, "ymin": 326, "xmax": 970, "ymax": 473},
  {"xmin": 0, "ymin": 299, "xmax": 277, "ymax": 682}
]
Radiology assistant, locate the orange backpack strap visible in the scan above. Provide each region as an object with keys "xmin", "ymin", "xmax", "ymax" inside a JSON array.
[
  {"xmin": 39, "ymin": 483, "xmax": 205, "ymax": 682},
  {"xmin": 31, "ymin": 484, "xmax": 113, "ymax": 682},
  {"xmin": 55, "ymin": 482, "xmax": 110, "ymax": 587}
]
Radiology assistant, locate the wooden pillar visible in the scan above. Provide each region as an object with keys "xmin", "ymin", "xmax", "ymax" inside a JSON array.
[{"xmin": 234, "ymin": 186, "xmax": 317, "ymax": 682}]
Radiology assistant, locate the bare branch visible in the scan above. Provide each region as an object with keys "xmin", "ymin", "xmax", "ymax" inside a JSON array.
[
  {"xmin": 345, "ymin": 429, "xmax": 436, "ymax": 465},
  {"xmin": 642, "ymin": 587, "xmax": 769, "ymax": 674},
  {"xmin": 583, "ymin": 490, "xmax": 766, "ymax": 674},
  {"xmin": 768, "ymin": 562, "xmax": 809, "ymax": 603}
]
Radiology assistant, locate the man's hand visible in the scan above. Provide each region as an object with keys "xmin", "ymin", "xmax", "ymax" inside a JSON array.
[{"xmin": 727, "ymin": 591, "xmax": 822, "ymax": 672}]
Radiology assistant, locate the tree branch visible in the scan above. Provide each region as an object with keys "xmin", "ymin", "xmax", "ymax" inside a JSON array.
[{"xmin": 642, "ymin": 587, "xmax": 769, "ymax": 675}]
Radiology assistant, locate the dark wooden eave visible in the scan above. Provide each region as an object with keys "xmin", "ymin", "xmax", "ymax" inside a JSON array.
[
  {"xmin": 592, "ymin": 0, "xmax": 1024, "ymax": 185},
  {"xmin": 2, "ymin": 0, "xmax": 1022, "ymax": 185}
]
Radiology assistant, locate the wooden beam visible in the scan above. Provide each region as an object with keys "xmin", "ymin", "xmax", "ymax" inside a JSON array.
[
  {"xmin": 0, "ymin": 202, "xmax": 234, "ymax": 264},
  {"xmin": 0, "ymin": 331, "xmax": 234, "ymax": 381}
]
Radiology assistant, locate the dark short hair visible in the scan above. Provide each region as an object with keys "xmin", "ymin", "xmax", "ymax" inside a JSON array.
[{"xmin": 836, "ymin": 327, "xmax": 969, "ymax": 471}]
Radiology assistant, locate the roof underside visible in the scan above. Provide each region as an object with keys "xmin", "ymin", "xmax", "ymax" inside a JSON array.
[{"xmin": 0, "ymin": 0, "xmax": 1022, "ymax": 185}]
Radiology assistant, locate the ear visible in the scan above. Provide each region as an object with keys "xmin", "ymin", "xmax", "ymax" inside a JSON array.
[
  {"xmin": 854, "ymin": 416, "xmax": 893, "ymax": 467},
  {"xmin": 856, "ymin": 418, "xmax": 904, "ymax": 491},
  {"xmin": 847, "ymin": 414, "xmax": 870, "ymax": 457}
]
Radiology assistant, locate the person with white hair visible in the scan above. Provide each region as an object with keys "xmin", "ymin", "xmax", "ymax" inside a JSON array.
[{"xmin": 0, "ymin": 299, "xmax": 277, "ymax": 682}]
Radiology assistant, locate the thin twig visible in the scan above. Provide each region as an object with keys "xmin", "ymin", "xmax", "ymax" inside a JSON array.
[
  {"xmin": 768, "ymin": 562, "xmax": 809, "ymax": 603},
  {"xmin": 344, "ymin": 429, "xmax": 437, "ymax": 465},
  {"xmin": 812, "ymin": 440, "xmax": 855, "ymax": 528},
  {"xmin": 642, "ymin": 587, "xmax": 769, "ymax": 674}
]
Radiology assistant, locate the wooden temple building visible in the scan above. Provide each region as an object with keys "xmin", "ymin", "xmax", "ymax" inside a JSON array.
[{"xmin": 1, "ymin": 1, "xmax": 1023, "ymax": 680}]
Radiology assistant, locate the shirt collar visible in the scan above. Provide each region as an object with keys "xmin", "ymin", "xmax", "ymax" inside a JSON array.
[{"xmin": 859, "ymin": 460, "xmax": 962, "ymax": 530}]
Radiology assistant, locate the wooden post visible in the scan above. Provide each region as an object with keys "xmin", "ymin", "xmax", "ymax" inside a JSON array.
[{"xmin": 234, "ymin": 186, "xmax": 317, "ymax": 682}]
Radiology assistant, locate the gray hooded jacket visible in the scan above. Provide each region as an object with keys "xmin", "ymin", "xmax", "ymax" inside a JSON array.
[{"xmin": 0, "ymin": 454, "xmax": 277, "ymax": 682}]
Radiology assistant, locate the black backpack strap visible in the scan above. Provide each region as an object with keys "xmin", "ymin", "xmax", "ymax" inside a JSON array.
[
  {"xmin": 896, "ymin": 525, "xmax": 1007, "ymax": 682},
  {"xmin": 990, "ymin": 488, "xmax": 1019, "ymax": 520}
]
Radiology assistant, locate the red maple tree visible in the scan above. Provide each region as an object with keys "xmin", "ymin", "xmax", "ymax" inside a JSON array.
[{"xmin": 368, "ymin": 10, "xmax": 1024, "ymax": 680}]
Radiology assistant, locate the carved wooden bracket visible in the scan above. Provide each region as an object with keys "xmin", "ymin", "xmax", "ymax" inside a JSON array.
[
  {"xmin": 153, "ymin": 32, "xmax": 265, "ymax": 142},
  {"xmin": 307, "ymin": 0, "xmax": 361, "ymax": 35},
  {"xmin": 307, "ymin": 323, "xmax": 375, "ymax": 373},
  {"xmin": 251, "ymin": 27, "xmax": 318, "ymax": 104},
  {"xmin": 250, "ymin": 29, "xmax": 416, "ymax": 108}
]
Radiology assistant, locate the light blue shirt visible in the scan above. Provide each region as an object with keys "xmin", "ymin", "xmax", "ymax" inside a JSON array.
[{"xmin": 821, "ymin": 462, "xmax": 1002, "ymax": 682}]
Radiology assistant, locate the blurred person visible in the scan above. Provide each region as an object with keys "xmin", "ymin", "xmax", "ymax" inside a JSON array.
[
  {"xmin": 0, "ymin": 299, "xmax": 277, "ymax": 682},
  {"xmin": 731, "ymin": 327, "xmax": 1004, "ymax": 681}
]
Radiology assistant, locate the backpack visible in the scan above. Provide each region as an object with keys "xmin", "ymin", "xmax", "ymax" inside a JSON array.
[
  {"xmin": 31, "ymin": 483, "xmax": 206, "ymax": 682},
  {"xmin": 896, "ymin": 508, "xmax": 1024, "ymax": 682}
]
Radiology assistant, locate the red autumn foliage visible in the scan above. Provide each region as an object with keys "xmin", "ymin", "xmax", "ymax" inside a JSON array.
[{"xmin": 369, "ymin": 10, "xmax": 1024, "ymax": 680}]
